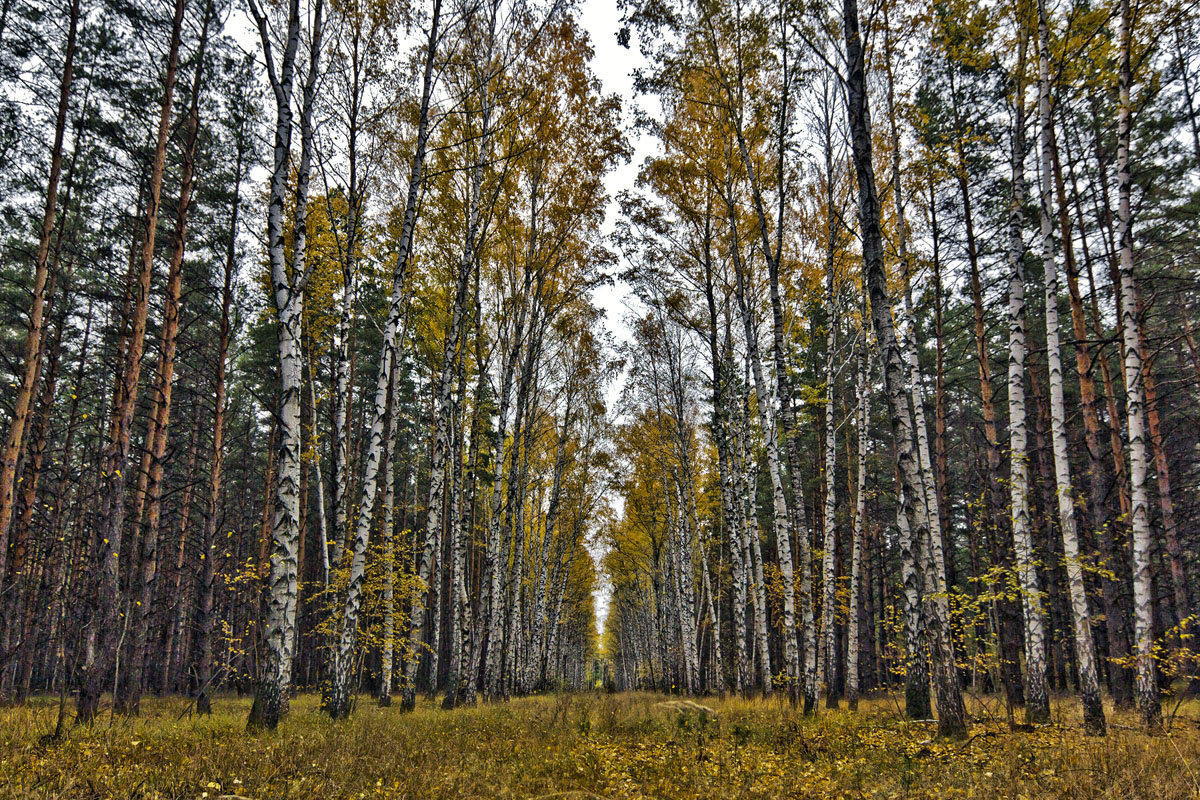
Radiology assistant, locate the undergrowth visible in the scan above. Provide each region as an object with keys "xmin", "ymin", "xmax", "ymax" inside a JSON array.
[{"xmin": 2, "ymin": 692, "xmax": 1198, "ymax": 798}]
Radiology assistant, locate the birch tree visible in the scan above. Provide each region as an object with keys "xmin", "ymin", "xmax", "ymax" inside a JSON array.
[
  {"xmin": 246, "ymin": 0, "xmax": 324, "ymax": 730},
  {"xmin": 1035, "ymin": 0, "xmax": 1103, "ymax": 733},
  {"xmin": 1115, "ymin": 0, "xmax": 1162, "ymax": 733}
]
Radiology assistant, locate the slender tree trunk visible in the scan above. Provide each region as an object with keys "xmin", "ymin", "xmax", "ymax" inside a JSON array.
[
  {"xmin": 1054, "ymin": 99, "xmax": 1137, "ymax": 713},
  {"xmin": 1006, "ymin": 15, "xmax": 1051, "ymax": 725},
  {"xmin": 1034, "ymin": 0, "xmax": 1104, "ymax": 732},
  {"xmin": 1116, "ymin": 0, "xmax": 1162, "ymax": 731},
  {"xmin": 847, "ymin": 349, "xmax": 868, "ymax": 711},
  {"xmin": 121, "ymin": 6, "xmax": 213, "ymax": 712},
  {"xmin": 0, "ymin": 0, "xmax": 80, "ymax": 565},
  {"xmin": 704, "ymin": 8, "xmax": 814, "ymax": 705},
  {"xmin": 193, "ymin": 129, "xmax": 246, "ymax": 714},
  {"xmin": 842, "ymin": 0, "xmax": 967, "ymax": 737},
  {"xmin": 77, "ymin": 0, "xmax": 186, "ymax": 723},
  {"xmin": 324, "ymin": 0, "xmax": 442, "ymax": 720},
  {"xmin": 402, "ymin": 9, "xmax": 484, "ymax": 712},
  {"xmin": 736, "ymin": 351, "xmax": 773, "ymax": 695},
  {"xmin": 482, "ymin": 274, "xmax": 532, "ymax": 697},
  {"xmin": 1133, "ymin": 294, "xmax": 1191, "ymax": 636},
  {"xmin": 704, "ymin": 244, "xmax": 745, "ymax": 696},
  {"xmin": 246, "ymin": 0, "xmax": 316, "ymax": 730},
  {"xmin": 442, "ymin": 355, "xmax": 473, "ymax": 706},
  {"xmin": 728, "ymin": 196, "xmax": 800, "ymax": 707},
  {"xmin": 818, "ymin": 265, "xmax": 839, "ymax": 709}
]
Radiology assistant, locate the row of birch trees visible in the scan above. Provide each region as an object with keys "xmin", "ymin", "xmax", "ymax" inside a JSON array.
[
  {"xmin": 602, "ymin": 0, "xmax": 1200, "ymax": 737},
  {"xmin": 0, "ymin": 0, "xmax": 626, "ymax": 728}
]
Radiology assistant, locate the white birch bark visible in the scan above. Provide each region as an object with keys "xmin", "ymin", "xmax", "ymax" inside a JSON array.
[
  {"xmin": 729, "ymin": 205, "xmax": 799, "ymax": 705},
  {"xmin": 442, "ymin": 364, "xmax": 471, "ymax": 706},
  {"xmin": 1035, "ymin": 0, "xmax": 1104, "ymax": 732},
  {"xmin": 481, "ymin": 285, "xmax": 531, "ymax": 696},
  {"xmin": 737, "ymin": 356, "xmax": 773, "ymax": 695},
  {"xmin": 1009, "ymin": 17, "xmax": 1051, "ymax": 724},
  {"xmin": 847, "ymin": 350, "xmax": 868, "ymax": 710},
  {"xmin": 377, "ymin": 382, "xmax": 399, "ymax": 706},
  {"xmin": 525, "ymin": 389, "xmax": 573, "ymax": 693},
  {"xmin": 883, "ymin": 55, "xmax": 951, "ymax": 721},
  {"xmin": 330, "ymin": 285, "xmax": 352, "ymax": 571},
  {"xmin": 246, "ymin": 0, "xmax": 309, "ymax": 730},
  {"xmin": 326, "ymin": 0, "xmax": 441, "ymax": 717},
  {"xmin": 818, "ymin": 272, "xmax": 839, "ymax": 708},
  {"xmin": 308, "ymin": 369, "xmax": 330, "ymax": 587},
  {"xmin": 842, "ymin": 0, "xmax": 967, "ymax": 736},
  {"xmin": 1116, "ymin": 0, "xmax": 1163, "ymax": 732}
]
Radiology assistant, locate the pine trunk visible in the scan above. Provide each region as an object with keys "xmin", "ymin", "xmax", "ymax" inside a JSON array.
[{"xmin": 77, "ymin": 0, "xmax": 186, "ymax": 723}]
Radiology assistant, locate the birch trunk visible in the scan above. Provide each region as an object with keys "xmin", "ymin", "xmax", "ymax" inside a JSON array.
[
  {"xmin": 842, "ymin": 0, "xmax": 967, "ymax": 736},
  {"xmin": 323, "ymin": 0, "xmax": 439, "ymax": 715},
  {"xmin": 704, "ymin": 257, "xmax": 744, "ymax": 695},
  {"xmin": 1116, "ymin": 0, "xmax": 1162, "ymax": 732},
  {"xmin": 728, "ymin": 198, "xmax": 800, "ymax": 706},
  {"xmin": 246, "ymin": 0, "xmax": 318, "ymax": 730},
  {"xmin": 402, "ymin": 71, "xmax": 487, "ymax": 709},
  {"xmin": 818, "ymin": 271, "xmax": 839, "ymax": 709},
  {"xmin": 481, "ymin": 277, "xmax": 532, "ymax": 696},
  {"xmin": 736, "ymin": 359, "xmax": 773, "ymax": 695},
  {"xmin": 442, "ymin": 360, "xmax": 472, "ymax": 706},
  {"xmin": 1004, "ymin": 16, "xmax": 1050, "ymax": 725},
  {"xmin": 377, "ymin": 414, "xmax": 401, "ymax": 706},
  {"xmin": 882, "ymin": 43, "xmax": 955, "ymax": 717},
  {"xmin": 704, "ymin": 12, "xmax": 814, "ymax": 704},
  {"xmin": 847, "ymin": 350, "xmax": 868, "ymax": 710},
  {"xmin": 1036, "ymin": 0, "xmax": 1104, "ymax": 732},
  {"xmin": 1134, "ymin": 297, "xmax": 1191, "ymax": 638}
]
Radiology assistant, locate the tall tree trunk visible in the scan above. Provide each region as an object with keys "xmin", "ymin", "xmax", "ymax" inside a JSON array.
[
  {"xmin": 1133, "ymin": 294, "xmax": 1191, "ymax": 637},
  {"xmin": 442, "ymin": 353, "xmax": 472, "ymax": 706},
  {"xmin": 736, "ymin": 348, "xmax": 773, "ymax": 695},
  {"xmin": 1035, "ymin": 0, "xmax": 1104, "ymax": 732},
  {"xmin": 727, "ymin": 194, "xmax": 800, "ymax": 707},
  {"xmin": 703, "ymin": 240, "xmax": 745, "ymax": 696},
  {"xmin": 328, "ymin": 0, "xmax": 440, "ymax": 720},
  {"xmin": 246, "ymin": 0, "xmax": 318, "ymax": 730},
  {"xmin": 1055, "ymin": 94, "xmax": 1137, "ymax": 713},
  {"xmin": 1116, "ymin": 0, "xmax": 1162, "ymax": 732},
  {"xmin": 818, "ymin": 265, "xmax": 839, "ymax": 709},
  {"xmin": 9, "ymin": 275, "xmax": 67, "ymax": 701},
  {"xmin": 121, "ymin": 5, "xmax": 213, "ymax": 713},
  {"xmin": 704, "ymin": 7, "xmax": 814, "ymax": 706},
  {"xmin": 402, "ymin": 9, "xmax": 485, "ymax": 712},
  {"xmin": 1007, "ymin": 14, "xmax": 1051, "ymax": 725},
  {"xmin": 194, "ymin": 129, "xmax": 246, "ymax": 714},
  {"xmin": 0, "ymin": 0, "xmax": 80, "ymax": 565},
  {"xmin": 481, "ymin": 271, "xmax": 533, "ymax": 697},
  {"xmin": 841, "ymin": 0, "xmax": 967, "ymax": 737},
  {"xmin": 377, "ymin": 425, "xmax": 403, "ymax": 707},
  {"xmin": 847, "ymin": 349, "xmax": 868, "ymax": 711},
  {"xmin": 77, "ymin": 0, "xmax": 186, "ymax": 723}
]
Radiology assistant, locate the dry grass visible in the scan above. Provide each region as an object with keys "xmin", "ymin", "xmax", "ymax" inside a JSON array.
[{"xmin": 2, "ymin": 691, "xmax": 1199, "ymax": 798}]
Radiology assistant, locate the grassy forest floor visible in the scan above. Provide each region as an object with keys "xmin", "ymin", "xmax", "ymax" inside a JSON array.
[{"xmin": 2, "ymin": 692, "xmax": 1200, "ymax": 799}]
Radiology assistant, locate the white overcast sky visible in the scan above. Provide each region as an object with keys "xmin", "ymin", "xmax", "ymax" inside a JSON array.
[
  {"xmin": 577, "ymin": 0, "xmax": 644, "ymax": 357},
  {"xmin": 577, "ymin": 0, "xmax": 650, "ymax": 641}
]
